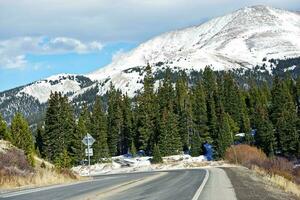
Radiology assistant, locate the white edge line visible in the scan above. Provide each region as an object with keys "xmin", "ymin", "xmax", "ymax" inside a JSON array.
[{"xmin": 192, "ymin": 169, "xmax": 210, "ymax": 200}]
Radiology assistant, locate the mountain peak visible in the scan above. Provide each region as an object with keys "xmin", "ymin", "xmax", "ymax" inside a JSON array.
[{"xmin": 89, "ymin": 5, "xmax": 300, "ymax": 80}]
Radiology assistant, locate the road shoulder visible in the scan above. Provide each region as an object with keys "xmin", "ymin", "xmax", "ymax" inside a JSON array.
[
  {"xmin": 199, "ymin": 167, "xmax": 237, "ymax": 200},
  {"xmin": 223, "ymin": 167, "xmax": 298, "ymax": 200}
]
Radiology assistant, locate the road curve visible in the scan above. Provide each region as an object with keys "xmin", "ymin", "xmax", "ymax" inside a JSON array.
[
  {"xmin": 101, "ymin": 169, "xmax": 207, "ymax": 200},
  {"xmin": 0, "ymin": 169, "xmax": 235, "ymax": 200}
]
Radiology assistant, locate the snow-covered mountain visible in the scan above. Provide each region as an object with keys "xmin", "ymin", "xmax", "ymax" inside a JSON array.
[
  {"xmin": 1, "ymin": 5, "xmax": 300, "ymax": 123},
  {"xmin": 88, "ymin": 5, "xmax": 300, "ymax": 93}
]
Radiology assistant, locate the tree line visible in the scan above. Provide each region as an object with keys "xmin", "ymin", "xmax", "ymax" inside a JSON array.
[{"xmin": 1, "ymin": 66, "xmax": 299, "ymax": 168}]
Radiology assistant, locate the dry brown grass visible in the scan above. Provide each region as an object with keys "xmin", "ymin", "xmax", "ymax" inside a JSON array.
[
  {"xmin": 0, "ymin": 168, "xmax": 78, "ymax": 189},
  {"xmin": 253, "ymin": 166, "xmax": 300, "ymax": 197}
]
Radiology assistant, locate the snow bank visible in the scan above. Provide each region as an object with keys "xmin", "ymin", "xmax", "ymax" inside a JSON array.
[
  {"xmin": 72, "ymin": 154, "xmax": 208, "ymax": 176},
  {"xmin": 0, "ymin": 140, "xmax": 14, "ymax": 153}
]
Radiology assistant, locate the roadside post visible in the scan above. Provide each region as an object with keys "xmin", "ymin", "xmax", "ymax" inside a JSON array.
[{"xmin": 82, "ymin": 133, "xmax": 95, "ymax": 177}]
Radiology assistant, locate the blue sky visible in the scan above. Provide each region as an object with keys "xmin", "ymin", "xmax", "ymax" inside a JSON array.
[
  {"xmin": 0, "ymin": 0, "xmax": 299, "ymax": 92},
  {"xmin": 0, "ymin": 42, "xmax": 137, "ymax": 91}
]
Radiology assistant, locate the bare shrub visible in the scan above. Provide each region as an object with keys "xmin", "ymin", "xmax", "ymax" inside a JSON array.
[
  {"xmin": 261, "ymin": 157, "xmax": 294, "ymax": 181},
  {"xmin": 224, "ymin": 144, "xmax": 267, "ymax": 168},
  {"xmin": 58, "ymin": 168, "xmax": 78, "ymax": 180},
  {"xmin": 0, "ymin": 148, "xmax": 32, "ymax": 174},
  {"xmin": 294, "ymin": 166, "xmax": 300, "ymax": 185},
  {"xmin": 225, "ymin": 144, "xmax": 300, "ymax": 191}
]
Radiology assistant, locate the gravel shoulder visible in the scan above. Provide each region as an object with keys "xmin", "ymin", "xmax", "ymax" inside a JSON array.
[{"xmin": 222, "ymin": 167, "xmax": 299, "ymax": 200}]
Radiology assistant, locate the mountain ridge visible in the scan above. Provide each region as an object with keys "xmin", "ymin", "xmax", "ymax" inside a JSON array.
[{"xmin": 1, "ymin": 5, "xmax": 300, "ymax": 123}]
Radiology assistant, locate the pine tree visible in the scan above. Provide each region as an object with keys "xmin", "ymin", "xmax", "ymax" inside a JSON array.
[
  {"xmin": 54, "ymin": 149, "xmax": 72, "ymax": 169},
  {"xmin": 202, "ymin": 67, "xmax": 218, "ymax": 141},
  {"xmin": 240, "ymin": 91, "xmax": 252, "ymax": 144},
  {"xmin": 44, "ymin": 92, "xmax": 75, "ymax": 164},
  {"xmin": 214, "ymin": 88, "xmax": 233, "ymax": 158},
  {"xmin": 175, "ymin": 72, "xmax": 193, "ymax": 151},
  {"xmin": 136, "ymin": 65, "xmax": 156, "ymax": 153},
  {"xmin": 130, "ymin": 141, "xmax": 137, "ymax": 157},
  {"xmin": 158, "ymin": 106, "xmax": 182, "ymax": 156},
  {"xmin": 11, "ymin": 113, "xmax": 35, "ymax": 166},
  {"xmin": 255, "ymin": 104, "xmax": 275, "ymax": 156},
  {"xmin": 270, "ymin": 77, "xmax": 299, "ymax": 157},
  {"xmin": 70, "ymin": 106, "xmax": 89, "ymax": 164},
  {"xmin": 222, "ymin": 73, "xmax": 242, "ymax": 125},
  {"xmin": 91, "ymin": 97, "xmax": 110, "ymax": 162},
  {"xmin": 35, "ymin": 124, "xmax": 45, "ymax": 158},
  {"xmin": 107, "ymin": 85, "xmax": 123, "ymax": 156},
  {"xmin": 190, "ymin": 132, "xmax": 202, "ymax": 157},
  {"xmin": 0, "ymin": 114, "xmax": 11, "ymax": 141},
  {"xmin": 44, "ymin": 92, "xmax": 61, "ymax": 161},
  {"xmin": 152, "ymin": 144, "xmax": 163, "ymax": 164},
  {"xmin": 296, "ymin": 77, "xmax": 300, "ymax": 156},
  {"xmin": 59, "ymin": 95, "xmax": 76, "ymax": 154},
  {"xmin": 120, "ymin": 94, "xmax": 134, "ymax": 155},
  {"xmin": 191, "ymin": 81, "xmax": 210, "ymax": 144},
  {"xmin": 157, "ymin": 68, "xmax": 175, "ymax": 110}
]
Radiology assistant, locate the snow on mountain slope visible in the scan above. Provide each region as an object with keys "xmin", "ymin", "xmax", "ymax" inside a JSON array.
[
  {"xmin": 16, "ymin": 74, "xmax": 94, "ymax": 103},
  {"xmin": 88, "ymin": 5, "xmax": 300, "ymax": 94},
  {"xmin": 3, "ymin": 5, "xmax": 300, "ymax": 105}
]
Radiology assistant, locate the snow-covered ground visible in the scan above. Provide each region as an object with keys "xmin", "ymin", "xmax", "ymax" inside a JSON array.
[
  {"xmin": 72, "ymin": 154, "xmax": 209, "ymax": 176},
  {"xmin": 0, "ymin": 140, "xmax": 14, "ymax": 153}
]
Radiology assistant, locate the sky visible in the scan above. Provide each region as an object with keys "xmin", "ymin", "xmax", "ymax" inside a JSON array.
[{"xmin": 0, "ymin": 0, "xmax": 299, "ymax": 92}]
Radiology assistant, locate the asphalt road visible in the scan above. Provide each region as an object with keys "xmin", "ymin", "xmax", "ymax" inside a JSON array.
[{"xmin": 0, "ymin": 169, "xmax": 236, "ymax": 200}]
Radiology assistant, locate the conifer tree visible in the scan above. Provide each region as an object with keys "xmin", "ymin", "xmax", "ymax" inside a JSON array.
[
  {"xmin": 152, "ymin": 144, "xmax": 163, "ymax": 164},
  {"xmin": 35, "ymin": 124, "xmax": 45, "ymax": 158},
  {"xmin": 11, "ymin": 113, "xmax": 35, "ymax": 166},
  {"xmin": 203, "ymin": 67, "xmax": 218, "ymax": 140},
  {"xmin": 175, "ymin": 72, "xmax": 193, "ymax": 151},
  {"xmin": 54, "ymin": 149, "xmax": 72, "ymax": 169},
  {"xmin": 44, "ymin": 92, "xmax": 61, "ymax": 160},
  {"xmin": 130, "ymin": 141, "xmax": 137, "ymax": 157},
  {"xmin": 190, "ymin": 132, "xmax": 202, "ymax": 157},
  {"xmin": 157, "ymin": 68, "xmax": 175, "ymax": 110},
  {"xmin": 59, "ymin": 95, "xmax": 75, "ymax": 153},
  {"xmin": 107, "ymin": 84, "xmax": 123, "ymax": 156},
  {"xmin": 0, "ymin": 114, "xmax": 11, "ymax": 141},
  {"xmin": 214, "ymin": 88, "xmax": 233, "ymax": 158},
  {"xmin": 136, "ymin": 65, "xmax": 156, "ymax": 153},
  {"xmin": 44, "ymin": 92, "xmax": 75, "ymax": 164},
  {"xmin": 191, "ymin": 81, "xmax": 210, "ymax": 144},
  {"xmin": 222, "ymin": 73, "xmax": 242, "ymax": 125},
  {"xmin": 70, "ymin": 106, "xmax": 89, "ymax": 164},
  {"xmin": 120, "ymin": 94, "xmax": 134, "ymax": 154},
  {"xmin": 270, "ymin": 77, "xmax": 299, "ymax": 156},
  {"xmin": 91, "ymin": 97, "xmax": 110, "ymax": 162},
  {"xmin": 158, "ymin": 106, "xmax": 182, "ymax": 156},
  {"xmin": 255, "ymin": 104, "xmax": 275, "ymax": 156},
  {"xmin": 240, "ymin": 92, "xmax": 252, "ymax": 143}
]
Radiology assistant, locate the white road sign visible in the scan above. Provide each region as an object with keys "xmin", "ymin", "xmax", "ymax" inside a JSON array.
[
  {"xmin": 85, "ymin": 148, "xmax": 93, "ymax": 156},
  {"xmin": 82, "ymin": 133, "xmax": 95, "ymax": 146}
]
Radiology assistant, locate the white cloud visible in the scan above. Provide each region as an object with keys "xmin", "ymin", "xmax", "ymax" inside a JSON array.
[
  {"xmin": 0, "ymin": 36, "xmax": 103, "ymax": 69},
  {"xmin": 47, "ymin": 37, "xmax": 102, "ymax": 54},
  {"xmin": 0, "ymin": 55, "xmax": 27, "ymax": 69},
  {"xmin": 0, "ymin": 0, "xmax": 299, "ymax": 43}
]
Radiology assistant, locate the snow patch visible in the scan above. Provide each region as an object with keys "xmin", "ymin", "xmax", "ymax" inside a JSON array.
[{"xmin": 72, "ymin": 154, "xmax": 207, "ymax": 176}]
